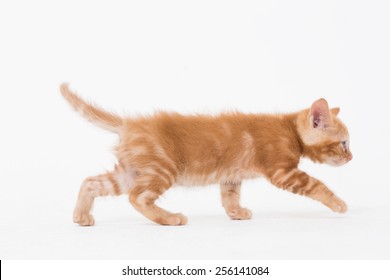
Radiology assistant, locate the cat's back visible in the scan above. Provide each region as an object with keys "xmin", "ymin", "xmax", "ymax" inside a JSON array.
[
  {"xmin": 120, "ymin": 111, "xmax": 299, "ymax": 144},
  {"xmin": 121, "ymin": 111, "xmax": 271, "ymax": 143},
  {"xmin": 119, "ymin": 111, "xmax": 297, "ymax": 157}
]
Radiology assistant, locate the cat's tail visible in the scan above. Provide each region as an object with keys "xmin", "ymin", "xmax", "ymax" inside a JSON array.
[{"xmin": 60, "ymin": 83, "xmax": 123, "ymax": 134}]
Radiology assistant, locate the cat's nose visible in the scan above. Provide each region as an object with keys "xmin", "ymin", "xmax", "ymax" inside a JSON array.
[{"xmin": 346, "ymin": 152, "xmax": 353, "ymax": 161}]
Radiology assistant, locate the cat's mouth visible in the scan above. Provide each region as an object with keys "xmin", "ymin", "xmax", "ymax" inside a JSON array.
[{"xmin": 327, "ymin": 155, "xmax": 353, "ymax": 166}]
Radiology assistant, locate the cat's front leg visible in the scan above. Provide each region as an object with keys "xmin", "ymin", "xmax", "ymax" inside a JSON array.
[
  {"xmin": 268, "ymin": 168, "xmax": 348, "ymax": 213},
  {"xmin": 220, "ymin": 181, "xmax": 252, "ymax": 220}
]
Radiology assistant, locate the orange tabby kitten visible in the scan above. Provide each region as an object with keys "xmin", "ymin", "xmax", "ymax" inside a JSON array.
[{"xmin": 61, "ymin": 84, "xmax": 352, "ymax": 226}]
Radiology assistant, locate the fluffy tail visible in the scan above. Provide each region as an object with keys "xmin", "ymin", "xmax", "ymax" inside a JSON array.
[{"xmin": 60, "ymin": 83, "xmax": 123, "ymax": 133}]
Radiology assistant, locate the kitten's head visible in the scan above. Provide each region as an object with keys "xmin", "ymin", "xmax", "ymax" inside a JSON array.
[{"xmin": 297, "ymin": 99, "xmax": 353, "ymax": 166}]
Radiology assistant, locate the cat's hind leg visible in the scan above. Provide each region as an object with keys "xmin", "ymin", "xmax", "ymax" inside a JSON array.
[
  {"xmin": 220, "ymin": 181, "xmax": 252, "ymax": 220},
  {"xmin": 73, "ymin": 165, "xmax": 131, "ymax": 226},
  {"xmin": 129, "ymin": 174, "xmax": 187, "ymax": 226}
]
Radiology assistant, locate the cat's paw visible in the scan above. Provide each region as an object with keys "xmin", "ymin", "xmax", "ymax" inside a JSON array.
[
  {"xmin": 163, "ymin": 213, "xmax": 188, "ymax": 226},
  {"xmin": 329, "ymin": 197, "xmax": 348, "ymax": 213},
  {"xmin": 73, "ymin": 213, "xmax": 95, "ymax": 226},
  {"xmin": 227, "ymin": 207, "xmax": 253, "ymax": 220}
]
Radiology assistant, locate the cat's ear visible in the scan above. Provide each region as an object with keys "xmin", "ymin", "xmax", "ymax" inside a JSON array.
[
  {"xmin": 309, "ymin": 98, "xmax": 331, "ymax": 129},
  {"xmin": 330, "ymin": 107, "xmax": 340, "ymax": 116}
]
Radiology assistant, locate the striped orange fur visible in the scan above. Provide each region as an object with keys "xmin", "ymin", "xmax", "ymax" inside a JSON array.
[{"xmin": 61, "ymin": 84, "xmax": 353, "ymax": 226}]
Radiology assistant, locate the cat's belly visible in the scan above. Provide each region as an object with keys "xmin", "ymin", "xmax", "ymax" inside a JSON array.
[{"xmin": 176, "ymin": 168, "xmax": 261, "ymax": 186}]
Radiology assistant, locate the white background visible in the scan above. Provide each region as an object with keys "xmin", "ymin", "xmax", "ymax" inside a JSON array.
[{"xmin": 0, "ymin": 0, "xmax": 389, "ymax": 259}]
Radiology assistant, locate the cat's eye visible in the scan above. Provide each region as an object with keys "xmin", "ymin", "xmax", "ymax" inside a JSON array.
[{"xmin": 341, "ymin": 141, "xmax": 347, "ymax": 149}]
